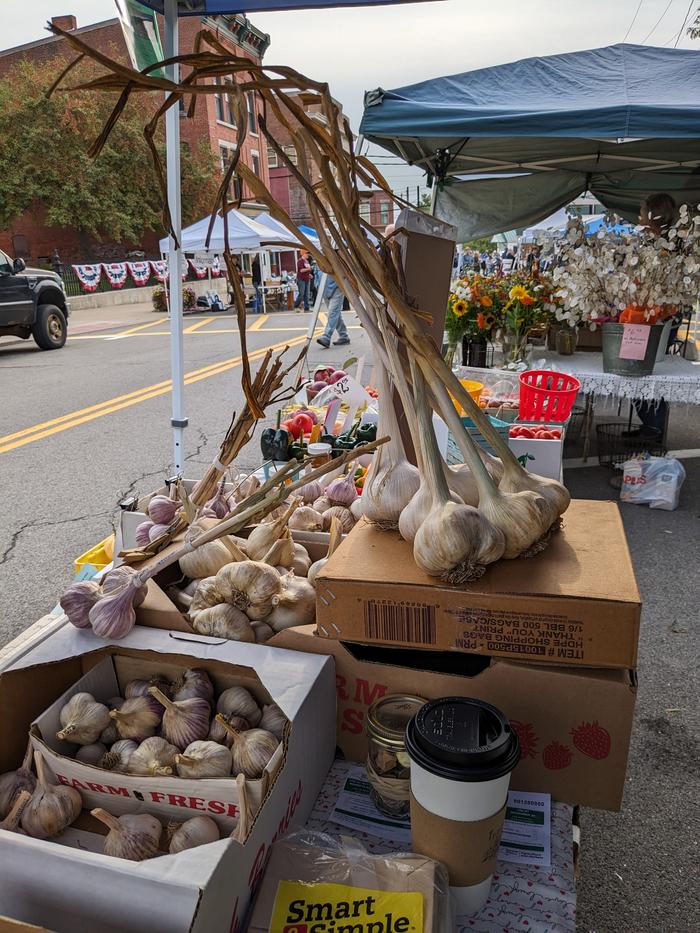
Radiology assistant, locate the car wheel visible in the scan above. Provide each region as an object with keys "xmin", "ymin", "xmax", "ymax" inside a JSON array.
[{"xmin": 32, "ymin": 304, "xmax": 67, "ymax": 350}]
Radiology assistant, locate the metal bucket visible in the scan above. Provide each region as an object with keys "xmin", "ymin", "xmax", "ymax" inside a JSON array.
[{"xmin": 601, "ymin": 323, "xmax": 664, "ymax": 377}]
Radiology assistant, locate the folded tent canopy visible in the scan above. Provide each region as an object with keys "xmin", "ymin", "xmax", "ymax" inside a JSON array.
[{"xmin": 360, "ymin": 43, "xmax": 700, "ymax": 240}]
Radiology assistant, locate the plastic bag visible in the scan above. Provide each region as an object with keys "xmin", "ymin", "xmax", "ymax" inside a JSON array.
[
  {"xmin": 246, "ymin": 829, "xmax": 454, "ymax": 932},
  {"xmin": 620, "ymin": 454, "xmax": 686, "ymax": 511}
]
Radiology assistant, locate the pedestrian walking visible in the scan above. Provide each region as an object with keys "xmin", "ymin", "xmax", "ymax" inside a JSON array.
[
  {"xmin": 295, "ymin": 250, "xmax": 313, "ymax": 311},
  {"xmin": 251, "ymin": 256, "xmax": 263, "ymax": 313},
  {"xmin": 316, "ymin": 276, "xmax": 350, "ymax": 348}
]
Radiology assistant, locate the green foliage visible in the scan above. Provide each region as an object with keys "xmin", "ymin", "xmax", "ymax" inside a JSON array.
[
  {"xmin": 152, "ymin": 284, "xmax": 196, "ymax": 312},
  {"xmin": 0, "ymin": 57, "xmax": 218, "ymax": 245},
  {"xmin": 463, "ymin": 237, "xmax": 494, "ymax": 252}
]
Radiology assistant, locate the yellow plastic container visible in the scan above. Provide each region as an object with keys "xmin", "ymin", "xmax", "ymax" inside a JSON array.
[
  {"xmin": 451, "ymin": 379, "xmax": 484, "ymax": 415},
  {"xmin": 74, "ymin": 535, "xmax": 115, "ymax": 575}
]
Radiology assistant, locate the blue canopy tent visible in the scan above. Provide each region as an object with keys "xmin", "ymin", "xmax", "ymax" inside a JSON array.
[{"xmin": 360, "ymin": 43, "xmax": 700, "ymax": 240}]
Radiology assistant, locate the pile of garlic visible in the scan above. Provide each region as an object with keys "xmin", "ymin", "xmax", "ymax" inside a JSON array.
[{"xmin": 53, "ymin": 670, "xmax": 286, "ymax": 784}]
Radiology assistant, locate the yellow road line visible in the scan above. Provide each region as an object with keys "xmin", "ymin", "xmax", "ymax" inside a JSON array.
[
  {"xmin": 184, "ymin": 316, "xmax": 216, "ymax": 334},
  {"xmin": 248, "ymin": 315, "xmax": 269, "ymax": 332},
  {"xmin": 0, "ymin": 334, "xmax": 307, "ymax": 453},
  {"xmin": 105, "ymin": 318, "xmax": 164, "ymax": 339}
]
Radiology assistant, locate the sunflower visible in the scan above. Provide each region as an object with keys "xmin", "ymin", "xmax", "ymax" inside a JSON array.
[
  {"xmin": 509, "ymin": 284, "xmax": 532, "ymax": 303},
  {"xmin": 452, "ymin": 299, "xmax": 468, "ymax": 317},
  {"xmin": 477, "ymin": 312, "xmax": 496, "ymax": 330},
  {"xmin": 479, "ymin": 295, "xmax": 493, "ymax": 308}
]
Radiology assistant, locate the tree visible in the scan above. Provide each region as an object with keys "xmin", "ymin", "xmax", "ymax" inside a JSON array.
[
  {"xmin": 0, "ymin": 57, "xmax": 218, "ymax": 248},
  {"xmin": 464, "ymin": 236, "xmax": 495, "ymax": 253},
  {"xmin": 417, "ymin": 192, "xmax": 433, "ymax": 213}
]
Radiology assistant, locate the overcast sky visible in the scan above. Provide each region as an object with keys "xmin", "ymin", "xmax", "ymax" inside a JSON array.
[{"xmin": 5, "ymin": 1, "xmax": 699, "ymax": 196}]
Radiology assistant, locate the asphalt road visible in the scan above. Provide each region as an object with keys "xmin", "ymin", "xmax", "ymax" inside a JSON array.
[{"xmin": 0, "ymin": 307, "xmax": 698, "ymax": 932}]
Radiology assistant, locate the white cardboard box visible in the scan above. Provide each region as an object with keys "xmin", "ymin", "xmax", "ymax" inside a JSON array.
[
  {"xmin": 0, "ymin": 622, "xmax": 336, "ymax": 933},
  {"xmin": 507, "ymin": 422, "xmax": 566, "ymax": 481}
]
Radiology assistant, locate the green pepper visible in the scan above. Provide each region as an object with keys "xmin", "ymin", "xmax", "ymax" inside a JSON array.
[
  {"xmin": 320, "ymin": 433, "xmax": 337, "ymax": 448},
  {"xmin": 333, "ymin": 434, "xmax": 357, "ymax": 451},
  {"xmin": 260, "ymin": 427, "xmax": 291, "ymax": 462},
  {"xmin": 356, "ymin": 422, "xmax": 377, "ymax": 443},
  {"xmin": 289, "ymin": 441, "xmax": 307, "ymax": 461}
]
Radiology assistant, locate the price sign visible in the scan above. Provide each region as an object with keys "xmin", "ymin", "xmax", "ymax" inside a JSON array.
[{"xmin": 619, "ymin": 324, "xmax": 651, "ymax": 360}]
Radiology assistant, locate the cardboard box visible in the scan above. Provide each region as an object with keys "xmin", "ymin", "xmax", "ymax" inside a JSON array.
[
  {"xmin": 0, "ymin": 623, "xmax": 336, "ymax": 933},
  {"xmin": 316, "ymin": 501, "xmax": 641, "ymax": 669},
  {"xmin": 272, "ymin": 626, "xmax": 637, "ymax": 811},
  {"xmin": 507, "ymin": 422, "xmax": 566, "ymax": 481},
  {"xmin": 0, "ymin": 920, "xmax": 53, "ymax": 933}
]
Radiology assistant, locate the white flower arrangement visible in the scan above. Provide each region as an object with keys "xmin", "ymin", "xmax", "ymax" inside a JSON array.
[{"xmin": 548, "ymin": 206, "xmax": 700, "ymax": 328}]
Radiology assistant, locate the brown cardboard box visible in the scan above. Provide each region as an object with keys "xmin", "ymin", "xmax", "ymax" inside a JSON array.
[
  {"xmin": 271, "ymin": 626, "xmax": 637, "ymax": 811},
  {"xmin": 0, "ymin": 921, "xmax": 53, "ymax": 933},
  {"xmin": 316, "ymin": 500, "xmax": 641, "ymax": 669}
]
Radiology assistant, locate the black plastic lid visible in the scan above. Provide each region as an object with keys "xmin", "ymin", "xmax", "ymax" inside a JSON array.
[{"xmin": 405, "ymin": 697, "xmax": 520, "ymax": 782}]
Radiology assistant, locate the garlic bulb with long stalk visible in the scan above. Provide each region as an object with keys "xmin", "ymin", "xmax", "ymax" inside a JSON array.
[
  {"xmin": 216, "ymin": 686, "xmax": 262, "ymax": 726},
  {"xmin": 168, "ymin": 815, "xmax": 220, "ymax": 853},
  {"xmin": 297, "ymin": 477, "xmax": 323, "ymax": 505},
  {"xmin": 21, "ymin": 752, "xmax": 81, "ymax": 839},
  {"xmin": 127, "ymin": 737, "xmax": 178, "ymax": 776},
  {"xmin": 91, "ymin": 808, "xmax": 162, "ymax": 861},
  {"xmin": 214, "ymin": 717, "xmax": 278, "ymax": 779},
  {"xmin": 268, "ymin": 574, "xmax": 316, "ymax": 632},
  {"xmin": 0, "ymin": 789, "xmax": 31, "ymax": 834},
  {"xmin": 230, "ymin": 472, "xmax": 260, "ymax": 504},
  {"xmin": 171, "ymin": 667, "xmax": 214, "ymax": 705},
  {"xmin": 191, "ymin": 604, "xmax": 255, "ymax": 642},
  {"xmin": 99, "ymin": 739, "xmax": 138, "ymax": 772},
  {"xmin": 149, "ymin": 522, "xmax": 170, "ymax": 542},
  {"xmin": 326, "ymin": 472, "xmax": 359, "ymax": 510},
  {"xmin": 186, "ymin": 577, "xmax": 226, "ymax": 620},
  {"xmin": 208, "ymin": 712, "xmax": 250, "ymax": 745},
  {"xmin": 148, "ymin": 686, "xmax": 210, "ymax": 751},
  {"xmin": 178, "ymin": 522, "xmax": 238, "ymax": 580},
  {"xmin": 206, "ymin": 477, "xmax": 230, "ymax": 519},
  {"xmin": 88, "ymin": 567, "xmax": 145, "ymax": 640},
  {"xmin": 259, "ymin": 703, "xmax": 287, "ymax": 741},
  {"xmin": 76, "ymin": 743, "xmax": 108, "ymax": 765},
  {"xmin": 148, "ymin": 493, "xmax": 180, "ymax": 526},
  {"xmin": 410, "ymin": 361, "xmax": 506, "ymax": 582},
  {"xmin": 174, "ymin": 741, "xmax": 231, "ymax": 779},
  {"xmin": 322, "ymin": 505, "xmax": 354, "ymax": 533},
  {"xmin": 215, "ymin": 561, "xmax": 282, "ymax": 615},
  {"xmin": 125, "ymin": 675, "xmax": 171, "ymax": 700},
  {"xmin": 261, "ymin": 530, "xmax": 296, "ymax": 568},
  {"xmin": 245, "ymin": 498, "xmax": 300, "ymax": 560},
  {"xmin": 288, "ymin": 507, "xmax": 324, "ymax": 532},
  {"xmin": 308, "ymin": 517, "xmax": 342, "ymax": 587},
  {"xmin": 362, "ymin": 350, "xmax": 420, "ymax": 529},
  {"xmin": 57, "ymin": 693, "xmax": 111, "ymax": 745},
  {"xmin": 110, "ymin": 695, "xmax": 162, "ymax": 741},
  {"xmin": 60, "ymin": 580, "xmax": 101, "ymax": 629},
  {"xmin": 135, "ymin": 520, "xmax": 155, "ymax": 548},
  {"xmin": 101, "ymin": 565, "xmax": 148, "ymax": 607},
  {"xmin": 0, "ymin": 743, "xmax": 36, "ymax": 820}
]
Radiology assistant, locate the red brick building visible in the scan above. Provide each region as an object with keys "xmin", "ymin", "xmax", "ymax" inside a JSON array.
[{"xmin": 0, "ymin": 13, "xmax": 271, "ymax": 263}]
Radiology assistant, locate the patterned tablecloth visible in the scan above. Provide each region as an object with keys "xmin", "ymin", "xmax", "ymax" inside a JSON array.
[{"xmin": 305, "ymin": 761, "xmax": 577, "ymax": 933}]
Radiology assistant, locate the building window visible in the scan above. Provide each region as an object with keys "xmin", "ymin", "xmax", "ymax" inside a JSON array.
[
  {"xmin": 215, "ymin": 77, "xmax": 236, "ymax": 126},
  {"xmin": 379, "ymin": 200, "xmax": 391, "ymax": 226},
  {"xmin": 218, "ymin": 143, "xmax": 241, "ymax": 198},
  {"xmin": 267, "ymin": 147, "xmax": 278, "ymax": 168},
  {"xmin": 246, "ymin": 92, "xmax": 258, "ymax": 134},
  {"xmin": 359, "ymin": 201, "xmax": 371, "ymax": 222},
  {"xmin": 283, "ymin": 145, "xmax": 298, "ymax": 166},
  {"xmin": 251, "ymin": 150, "xmax": 261, "ymax": 177}
]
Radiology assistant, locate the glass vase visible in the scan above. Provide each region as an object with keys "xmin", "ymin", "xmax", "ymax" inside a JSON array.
[
  {"xmin": 555, "ymin": 325, "xmax": 578, "ymax": 356},
  {"xmin": 502, "ymin": 329, "xmax": 529, "ymax": 365}
]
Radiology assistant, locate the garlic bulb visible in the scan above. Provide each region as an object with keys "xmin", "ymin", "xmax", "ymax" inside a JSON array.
[
  {"xmin": 149, "ymin": 522, "xmax": 170, "ymax": 542},
  {"xmin": 259, "ymin": 703, "xmax": 287, "ymax": 740},
  {"xmin": 147, "ymin": 494, "xmax": 180, "ymax": 525},
  {"xmin": 135, "ymin": 520, "xmax": 155, "ymax": 548},
  {"xmin": 171, "ymin": 668, "xmax": 214, "ymax": 705},
  {"xmin": 148, "ymin": 687, "xmax": 210, "ymax": 751},
  {"xmin": 76, "ymin": 743, "xmax": 108, "ymax": 765},
  {"xmin": 0, "ymin": 789, "xmax": 31, "ymax": 834},
  {"xmin": 178, "ymin": 519, "xmax": 238, "ymax": 579},
  {"xmin": 268, "ymin": 575, "xmax": 316, "ymax": 632},
  {"xmin": 57, "ymin": 693, "xmax": 111, "ymax": 745},
  {"xmin": 350, "ymin": 498, "xmax": 364, "ymax": 521},
  {"xmin": 127, "ymin": 737, "xmax": 178, "ymax": 776},
  {"xmin": 288, "ymin": 507, "xmax": 324, "ymax": 532},
  {"xmin": 398, "ymin": 482, "xmax": 461, "ymax": 545},
  {"xmin": 216, "ymin": 686, "xmax": 262, "ymax": 726},
  {"xmin": 168, "ymin": 815, "xmax": 220, "ymax": 853},
  {"xmin": 188, "ymin": 577, "xmax": 226, "ymax": 619},
  {"xmin": 99, "ymin": 721, "xmax": 120, "ymax": 745},
  {"xmin": 125, "ymin": 676, "xmax": 172, "ymax": 700},
  {"xmin": 91, "ymin": 808, "xmax": 162, "ymax": 861},
  {"xmin": 261, "ymin": 531, "xmax": 296, "ymax": 569},
  {"xmin": 208, "ymin": 712, "xmax": 250, "ymax": 746},
  {"xmin": 290, "ymin": 543, "xmax": 312, "ymax": 578},
  {"xmin": 297, "ymin": 478, "xmax": 323, "ymax": 505},
  {"xmin": 21, "ymin": 752, "xmax": 81, "ymax": 839},
  {"xmin": 0, "ymin": 743, "xmax": 36, "ymax": 820},
  {"xmin": 443, "ymin": 461, "xmax": 479, "ymax": 508},
  {"xmin": 101, "ymin": 566, "xmax": 148, "ymax": 608},
  {"xmin": 326, "ymin": 474, "xmax": 359, "ymax": 509},
  {"xmin": 175, "ymin": 741, "xmax": 231, "ymax": 779},
  {"xmin": 206, "ymin": 479, "xmax": 230, "ymax": 519},
  {"xmin": 89, "ymin": 567, "xmax": 145, "ymax": 640},
  {"xmin": 192, "ymin": 605, "xmax": 255, "ymax": 642},
  {"xmin": 231, "ymin": 473, "xmax": 260, "ymax": 503},
  {"xmin": 245, "ymin": 499, "xmax": 299, "ymax": 561},
  {"xmin": 252, "ymin": 622, "xmax": 274, "ymax": 643},
  {"xmin": 99, "ymin": 739, "xmax": 138, "ymax": 772},
  {"xmin": 312, "ymin": 495, "xmax": 332, "ymax": 513},
  {"xmin": 60, "ymin": 580, "xmax": 101, "ymax": 629},
  {"xmin": 215, "ymin": 561, "xmax": 282, "ymax": 614},
  {"xmin": 215, "ymin": 718, "xmax": 278, "ymax": 779},
  {"xmin": 110, "ymin": 695, "xmax": 162, "ymax": 741},
  {"xmin": 322, "ymin": 505, "xmax": 354, "ymax": 534},
  {"xmin": 307, "ymin": 516, "xmax": 342, "ymax": 587}
]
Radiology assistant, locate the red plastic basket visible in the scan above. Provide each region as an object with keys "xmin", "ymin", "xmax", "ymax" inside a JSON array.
[{"xmin": 519, "ymin": 370, "xmax": 581, "ymax": 422}]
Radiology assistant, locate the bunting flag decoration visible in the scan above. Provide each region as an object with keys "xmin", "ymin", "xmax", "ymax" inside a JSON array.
[
  {"xmin": 72, "ymin": 264, "xmax": 102, "ymax": 292},
  {"xmin": 102, "ymin": 262, "xmax": 129, "ymax": 288},
  {"xmin": 149, "ymin": 259, "xmax": 168, "ymax": 282},
  {"xmin": 128, "ymin": 261, "xmax": 152, "ymax": 285},
  {"xmin": 188, "ymin": 257, "xmax": 208, "ymax": 279},
  {"xmin": 211, "ymin": 256, "xmax": 221, "ymax": 277}
]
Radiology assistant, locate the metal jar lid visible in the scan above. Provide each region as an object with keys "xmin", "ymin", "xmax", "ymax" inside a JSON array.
[{"xmin": 366, "ymin": 694, "xmax": 427, "ymax": 750}]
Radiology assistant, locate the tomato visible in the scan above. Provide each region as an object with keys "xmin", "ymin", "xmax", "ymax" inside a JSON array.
[
  {"xmin": 538, "ymin": 430, "xmax": 556, "ymax": 439},
  {"xmin": 517, "ymin": 427, "xmax": 535, "ymax": 438},
  {"xmin": 280, "ymin": 420, "xmax": 301, "ymax": 440},
  {"xmin": 291, "ymin": 413, "xmax": 314, "ymax": 437}
]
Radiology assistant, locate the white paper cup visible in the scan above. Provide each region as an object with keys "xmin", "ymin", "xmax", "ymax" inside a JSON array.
[{"xmin": 406, "ymin": 697, "xmax": 521, "ymax": 916}]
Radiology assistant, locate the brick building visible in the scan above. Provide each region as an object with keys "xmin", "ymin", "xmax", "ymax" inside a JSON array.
[{"xmin": 0, "ymin": 13, "xmax": 271, "ymax": 263}]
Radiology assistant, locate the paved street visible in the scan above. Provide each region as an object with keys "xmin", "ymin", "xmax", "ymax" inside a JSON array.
[{"xmin": 0, "ymin": 303, "xmax": 698, "ymax": 932}]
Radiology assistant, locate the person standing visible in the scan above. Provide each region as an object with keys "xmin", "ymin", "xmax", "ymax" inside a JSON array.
[
  {"xmin": 316, "ymin": 276, "xmax": 350, "ymax": 348},
  {"xmin": 295, "ymin": 250, "xmax": 313, "ymax": 311},
  {"xmin": 251, "ymin": 256, "xmax": 263, "ymax": 313}
]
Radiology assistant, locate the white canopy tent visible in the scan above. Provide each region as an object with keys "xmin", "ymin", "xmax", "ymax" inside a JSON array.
[{"xmin": 158, "ymin": 209, "xmax": 304, "ymax": 254}]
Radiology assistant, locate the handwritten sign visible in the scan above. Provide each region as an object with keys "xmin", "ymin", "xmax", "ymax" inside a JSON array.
[{"xmin": 619, "ymin": 324, "xmax": 651, "ymax": 361}]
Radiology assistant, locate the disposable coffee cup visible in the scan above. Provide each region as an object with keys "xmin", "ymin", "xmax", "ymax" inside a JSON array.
[{"xmin": 406, "ymin": 697, "xmax": 520, "ymax": 916}]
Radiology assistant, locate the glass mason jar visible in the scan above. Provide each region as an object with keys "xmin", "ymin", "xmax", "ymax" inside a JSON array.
[
  {"xmin": 555, "ymin": 324, "xmax": 578, "ymax": 356},
  {"xmin": 365, "ymin": 694, "xmax": 426, "ymax": 818}
]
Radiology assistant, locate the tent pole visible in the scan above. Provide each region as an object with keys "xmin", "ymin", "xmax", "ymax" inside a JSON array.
[
  {"xmin": 260, "ymin": 250, "xmax": 267, "ymax": 313},
  {"xmin": 165, "ymin": 0, "xmax": 186, "ymax": 473}
]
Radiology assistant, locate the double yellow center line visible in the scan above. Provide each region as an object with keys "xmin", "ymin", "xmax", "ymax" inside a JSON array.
[{"xmin": 0, "ymin": 333, "xmax": 308, "ymax": 456}]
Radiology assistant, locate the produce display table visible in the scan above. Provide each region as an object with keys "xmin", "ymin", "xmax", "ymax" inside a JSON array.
[{"xmin": 306, "ymin": 761, "xmax": 578, "ymax": 933}]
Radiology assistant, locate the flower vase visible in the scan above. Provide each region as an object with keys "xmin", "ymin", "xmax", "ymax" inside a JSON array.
[
  {"xmin": 555, "ymin": 325, "xmax": 578, "ymax": 356},
  {"xmin": 462, "ymin": 335, "xmax": 489, "ymax": 367},
  {"xmin": 502, "ymin": 329, "xmax": 529, "ymax": 365}
]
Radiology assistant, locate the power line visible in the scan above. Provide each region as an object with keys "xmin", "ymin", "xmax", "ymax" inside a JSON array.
[
  {"xmin": 672, "ymin": 0, "xmax": 695, "ymax": 44},
  {"xmin": 642, "ymin": 0, "xmax": 675, "ymax": 43},
  {"xmin": 623, "ymin": 0, "xmax": 646, "ymax": 40}
]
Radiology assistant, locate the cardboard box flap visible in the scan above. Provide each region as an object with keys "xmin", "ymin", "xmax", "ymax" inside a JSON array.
[{"xmin": 320, "ymin": 501, "xmax": 641, "ymax": 605}]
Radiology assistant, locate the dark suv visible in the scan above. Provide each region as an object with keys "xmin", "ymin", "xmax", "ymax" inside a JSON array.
[{"xmin": 0, "ymin": 249, "xmax": 70, "ymax": 349}]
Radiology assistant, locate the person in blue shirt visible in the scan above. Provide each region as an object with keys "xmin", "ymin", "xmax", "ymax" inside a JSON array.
[{"xmin": 316, "ymin": 276, "xmax": 350, "ymax": 348}]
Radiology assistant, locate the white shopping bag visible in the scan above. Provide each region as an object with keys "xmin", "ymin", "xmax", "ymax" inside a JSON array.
[{"xmin": 620, "ymin": 454, "xmax": 686, "ymax": 511}]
